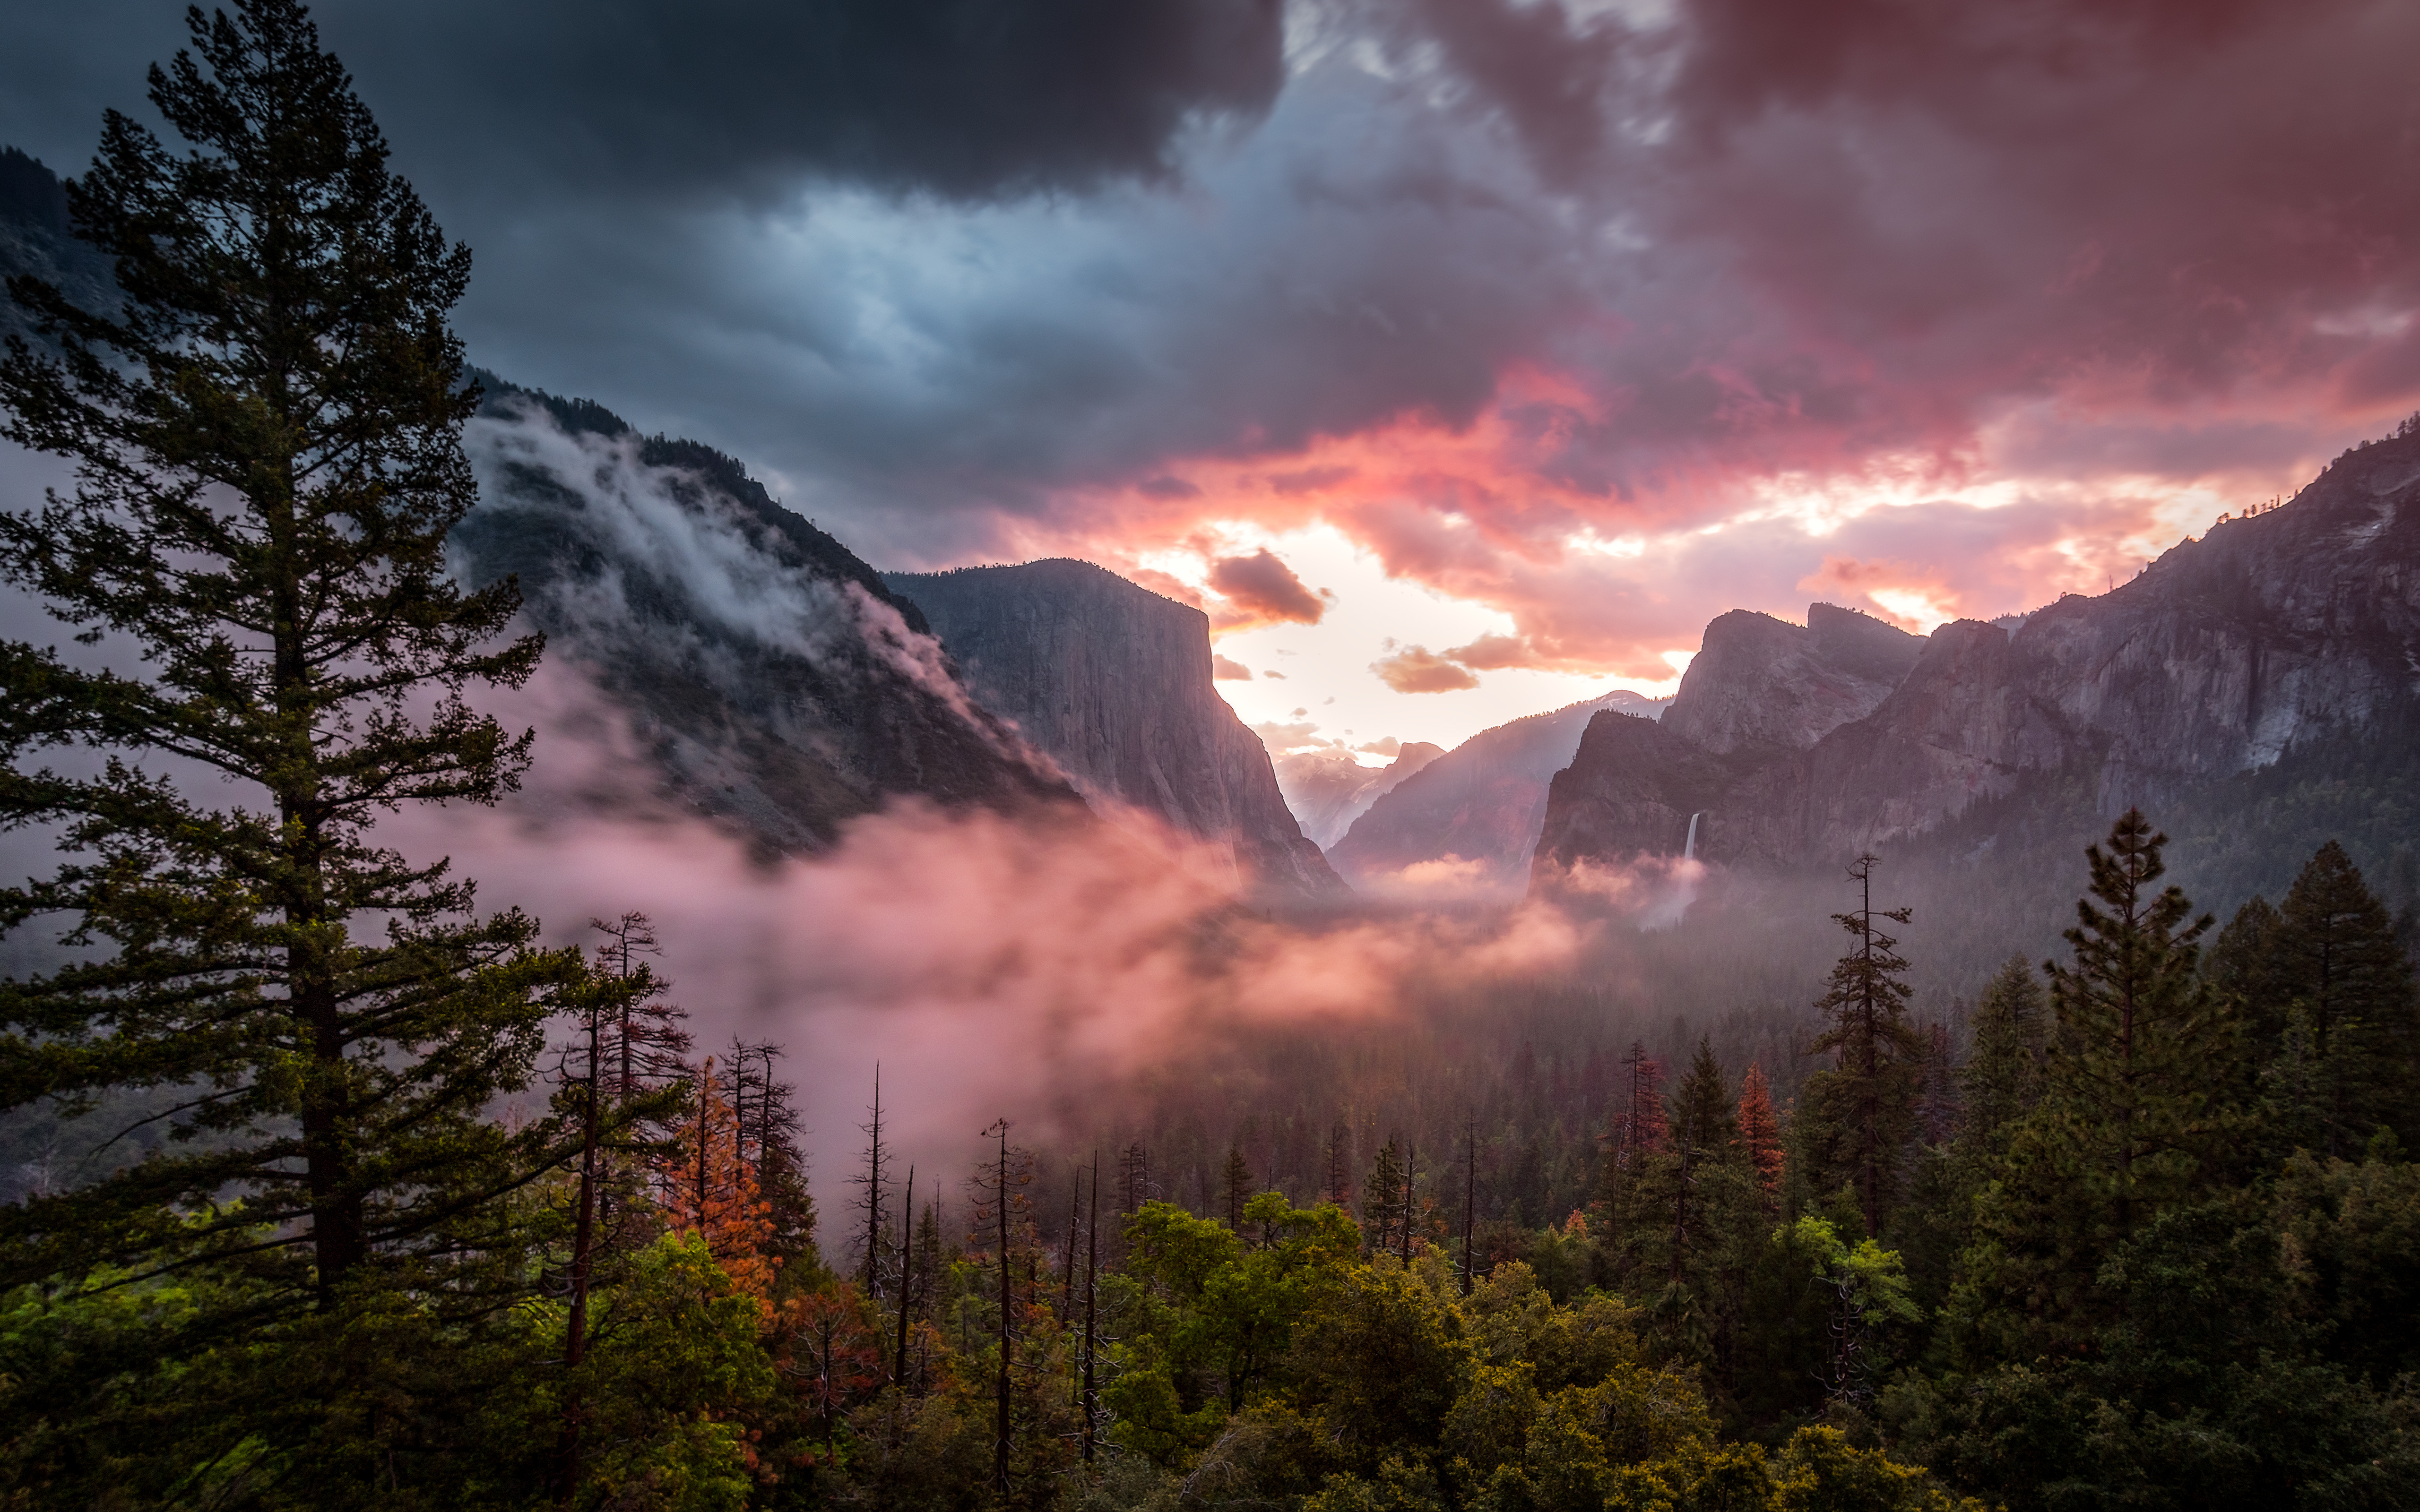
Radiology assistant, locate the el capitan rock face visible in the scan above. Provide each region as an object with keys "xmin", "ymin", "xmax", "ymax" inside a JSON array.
[
  {"xmin": 883, "ymin": 559, "xmax": 1350, "ymax": 905},
  {"xmin": 1534, "ymin": 426, "xmax": 2420, "ymax": 885},
  {"xmin": 1329, "ymin": 689, "xmax": 1668, "ymax": 895}
]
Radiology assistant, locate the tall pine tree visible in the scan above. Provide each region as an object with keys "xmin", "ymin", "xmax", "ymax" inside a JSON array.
[
  {"xmin": 1800, "ymin": 854, "xmax": 1925, "ymax": 1238},
  {"xmin": 1733, "ymin": 1064, "xmax": 1785, "ymax": 1213},
  {"xmin": 1953, "ymin": 811, "xmax": 2233, "ymax": 1359},
  {"xmin": 1956, "ymin": 956, "xmax": 2045, "ymax": 1166},
  {"xmin": 0, "ymin": 0, "xmax": 574, "ymax": 1309},
  {"xmin": 2040, "ymin": 810, "xmax": 2224, "ymax": 1234},
  {"xmin": 2273, "ymin": 840, "xmax": 2419, "ymax": 1153}
]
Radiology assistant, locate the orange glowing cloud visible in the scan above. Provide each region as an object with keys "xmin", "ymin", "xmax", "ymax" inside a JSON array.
[
  {"xmin": 976, "ymin": 346, "xmax": 2357, "ymax": 691},
  {"xmin": 1372, "ymin": 644, "xmax": 1481, "ymax": 694}
]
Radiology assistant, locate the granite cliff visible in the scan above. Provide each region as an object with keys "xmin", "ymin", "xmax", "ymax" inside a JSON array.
[
  {"xmin": 883, "ymin": 559, "xmax": 1350, "ymax": 905},
  {"xmin": 453, "ymin": 380, "xmax": 1075, "ymax": 853},
  {"xmin": 1534, "ymin": 423, "xmax": 2420, "ymax": 893}
]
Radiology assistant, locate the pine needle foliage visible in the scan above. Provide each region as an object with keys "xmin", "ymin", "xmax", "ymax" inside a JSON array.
[
  {"xmin": 2272, "ymin": 840, "xmax": 2419, "ymax": 1152},
  {"xmin": 0, "ymin": 0, "xmax": 575, "ymax": 1310},
  {"xmin": 2039, "ymin": 809, "xmax": 2224, "ymax": 1234},
  {"xmin": 1802, "ymin": 854, "xmax": 1925, "ymax": 1238}
]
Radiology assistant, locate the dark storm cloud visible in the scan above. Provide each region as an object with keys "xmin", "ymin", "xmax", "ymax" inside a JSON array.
[
  {"xmin": 1208, "ymin": 548, "xmax": 1324, "ymax": 624},
  {"xmin": 0, "ymin": 0, "xmax": 1285, "ymax": 204},
  {"xmin": 10, "ymin": 0, "xmax": 2420, "ymax": 602}
]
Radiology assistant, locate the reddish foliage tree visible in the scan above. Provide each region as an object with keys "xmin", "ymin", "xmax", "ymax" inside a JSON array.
[
  {"xmin": 658, "ymin": 1058, "xmax": 778, "ymax": 1306},
  {"xmin": 1735, "ymin": 1062, "xmax": 1786, "ymax": 1212},
  {"xmin": 779, "ymin": 1285, "xmax": 883, "ymax": 1459}
]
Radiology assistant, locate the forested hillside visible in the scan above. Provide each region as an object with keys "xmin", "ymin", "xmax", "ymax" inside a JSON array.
[{"xmin": 5, "ymin": 4, "xmax": 2420, "ymax": 1511}]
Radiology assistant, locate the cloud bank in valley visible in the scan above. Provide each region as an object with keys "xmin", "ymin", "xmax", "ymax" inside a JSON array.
[{"xmin": 393, "ymin": 663, "xmax": 1609, "ymax": 1211}]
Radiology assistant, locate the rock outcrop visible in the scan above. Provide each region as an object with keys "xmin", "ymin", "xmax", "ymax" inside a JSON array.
[
  {"xmin": 883, "ymin": 559, "xmax": 1351, "ymax": 905},
  {"xmin": 1535, "ymin": 426, "xmax": 2420, "ymax": 885},
  {"xmin": 1660, "ymin": 603, "xmax": 1924, "ymax": 757},
  {"xmin": 1330, "ymin": 689, "xmax": 1668, "ymax": 895},
  {"xmin": 0, "ymin": 148, "xmax": 115, "ymax": 353},
  {"xmin": 453, "ymin": 379, "xmax": 1075, "ymax": 853}
]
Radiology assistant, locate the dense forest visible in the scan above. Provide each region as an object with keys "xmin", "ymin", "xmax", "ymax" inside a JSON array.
[{"xmin": 5, "ymin": 3, "xmax": 2420, "ymax": 1509}]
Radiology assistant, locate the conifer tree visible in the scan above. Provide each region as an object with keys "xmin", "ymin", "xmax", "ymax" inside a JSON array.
[
  {"xmin": 972, "ymin": 1119, "xmax": 1033, "ymax": 1500},
  {"xmin": 592, "ymin": 912, "xmax": 691, "ymax": 1108},
  {"xmin": 2039, "ymin": 810, "xmax": 2223, "ymax": 1234},
  {"xmin": 1118, "ymin": 1141, "xmax": 1152, "ymax": 1214},
  {"xmin": 854, "ymin": 1068, "xmax": 891, "ymax": 1300},
  {"xmin": 1733, "ymin": 1064, "xmax": 1785, "ymax": 1213},
  {"xmin": 658, "ymin": 1058, "xmax": 776, "ymax": 1305},
  {"xmin": 549, "ymin": 936, "xmax": 679, "ymax": 1496},
  {"xmin": 2272, "ymin": 840, "xmax": 2420, "ymax": 1152},
  {"xmin": 2205, "ymin": 893, "xmax": 2284, "ymax": 1032},
  {"xmin": 0, "ymin": 0, "xmax": 575, "ymax": 1308},
  {"xmin": 1656, "ymin": 1042, "xmax": 1733, "ymax": 1293},
  {"xmin": 1616, "ymin": 1040, "xmax": 1670, "ymax": 1156},
  {"xmin": 1671, "ymin": 1037, "xmax": 1736, "ymax": 1160},
  {"xmin": 1954, "ymin": 812, "xmax": 2230, "ymax": 1357},
  {"xmin": 1221, "ymin": 1143, "xmax": 1255, "ymax": 1232},
  {"xmin": 1364, "ymin": 1137, "xmax": 1406, "ymax": 1257},
  {"xmin": 1801, "ymin": 854, "xmax": 1925, "ymax": 1237},
  {"xmin": 1956, "ymin": 956, "xmax": 2044, "ymax": 1164}
]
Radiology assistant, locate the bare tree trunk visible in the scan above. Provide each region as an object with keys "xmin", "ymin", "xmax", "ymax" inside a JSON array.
[
  {"xmin": 895, "ymin": 1165, "xmax": 915, "ymax": 1388},
  {"xmin": 1083, "ymin": 1150, "xmax": 1099, "ymax": 1465}
]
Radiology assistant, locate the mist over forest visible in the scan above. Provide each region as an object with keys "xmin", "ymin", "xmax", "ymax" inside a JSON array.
[{"xmin": 9, "ymin": 2, "xmax": 2420, "ymax": 1510}]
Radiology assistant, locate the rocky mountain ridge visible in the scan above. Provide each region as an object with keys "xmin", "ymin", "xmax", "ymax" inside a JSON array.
[
  {"xmin": 1534, "ymin": 423, "xmax": 2420, "ymax": 890},
  {"xmin": 453, "ymin": 379, "xmax": 1078, "ymax": 853}
]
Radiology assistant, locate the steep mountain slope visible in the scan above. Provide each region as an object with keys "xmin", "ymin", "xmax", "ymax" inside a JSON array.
[
  {"xmin": 1660, "ymin": 603, "xmax": 1924, "ymax": 756},
  {"xmin": 1328, "ymin": 689, "xmax": 1669, "ymax": 895},
  {"xmin": 454, "ymin": 380, "xmax": 1075, "ymax": 853},
  {"xmin": 0, "ymin": 148, "xmax": 114, "ymax": 352},
  {"xmin": 1535, "ymin": 424, "xmax": 2420, "ymax": 891},
  {"xmin": 1276, "ymin": 742, "xmax": 1446, "ymax": 849},
  {"xmin": 882, "ymin": 559, "xmax": 1349, "ymax": 904}
]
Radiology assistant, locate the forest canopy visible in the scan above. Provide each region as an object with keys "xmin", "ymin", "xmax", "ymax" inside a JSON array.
[{"xmin": 3, "ymin": 3, "xmax": 2420, "ymax": 1511}]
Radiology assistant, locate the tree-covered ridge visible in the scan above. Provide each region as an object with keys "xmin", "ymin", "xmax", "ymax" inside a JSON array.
[
  {"xmin": 8, "ymin": 2, "xmax": 2420, "ymax": 1509},
  {"xmin": 463, "ymin": 368, "xmax": 933, "ymax": 637}
]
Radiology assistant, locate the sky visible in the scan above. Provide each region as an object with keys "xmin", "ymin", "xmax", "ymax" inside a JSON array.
[{"xmin": 7, "ymin": 0, "xmax": 2420, "ymax": 758}]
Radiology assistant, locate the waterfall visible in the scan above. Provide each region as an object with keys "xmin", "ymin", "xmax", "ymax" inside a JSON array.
[{"xmin": 1683, "ymin": 811, "xmax": 1701, "ymax": 860}]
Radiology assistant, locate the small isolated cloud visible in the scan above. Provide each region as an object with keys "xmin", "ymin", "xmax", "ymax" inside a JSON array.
[
  {"xmin": 1208, "ymin": 548, "xmax": 1325, "ymax": 626},
  {"xmin": 1262, "ymin": 669, "xmax": 1287, "ymax": 679},
  {"xmin": 1444, "ymin": 633, "xmax": 1536, "ymax": 670},
  {"xmin": 1357, "ymin": 736, "xmax": 1403, "ymax": 756},
  {"xmin": 1252, "ymin": 719, "xmax": 1325, "ymax": 754},
  {"xmin": 1372, "ymin": 644, "xmax": 1480, "ymax": 694},
  {"xmin": 1211, "ymin": 653, "xmax": 1253, "ymax": 680}
]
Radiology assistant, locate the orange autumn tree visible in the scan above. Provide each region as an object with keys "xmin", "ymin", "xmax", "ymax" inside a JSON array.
[
  {"xmin": 659, "ymin": 1057, "xmax": 778, "ymax": 1305},
  {"xmin": 1735, "ymin": 1063, "xmax": 1786, "ymax": 1213},
  {"xmin": 778, "ymin": 1284, "xmax": 884, "ymax": 1460}
]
